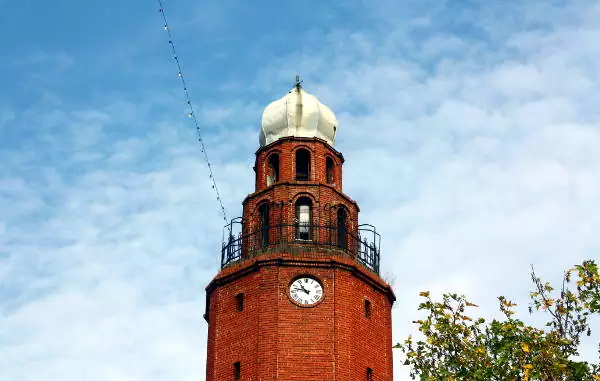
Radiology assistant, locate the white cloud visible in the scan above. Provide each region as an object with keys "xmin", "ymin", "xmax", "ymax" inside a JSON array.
[
  {"xmin": 256, "ymin": 1, "xmax": 600, "ymax": 377},
  {"xmin": 1, "ymin": 0, "xmax": 600, "ymax": 380}
]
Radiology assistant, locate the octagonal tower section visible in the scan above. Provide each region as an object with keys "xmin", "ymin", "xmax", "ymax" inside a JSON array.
[{"xmin": 204, "ymin": 83, "xmax": 396, "ymax": 381}]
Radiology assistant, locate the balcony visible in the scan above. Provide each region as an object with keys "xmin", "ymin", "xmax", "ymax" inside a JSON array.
[{"xmin": 221, "ymin": 218, "xmax": 381, "ymax": 274}]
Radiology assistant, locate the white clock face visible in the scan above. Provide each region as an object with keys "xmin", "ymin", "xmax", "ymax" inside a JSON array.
[{"xmin": 289, "ymin": 277, "xmax": 324, "ymax": 306}]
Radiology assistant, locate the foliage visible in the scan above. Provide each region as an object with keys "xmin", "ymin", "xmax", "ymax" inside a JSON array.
[{"xmin": 397, "ymin": 260, "xmax": 600, "ymax": 380}]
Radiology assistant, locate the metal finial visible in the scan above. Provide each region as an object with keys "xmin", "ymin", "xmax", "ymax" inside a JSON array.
[{"xmin": 295, "ymin": 75, "xmax": 303, "ymax": 90}]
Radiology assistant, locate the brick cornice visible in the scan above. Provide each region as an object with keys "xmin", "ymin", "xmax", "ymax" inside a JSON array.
[
  {"xmin": 205, "ymin": 254, "xmax": 396, "ymax": 304},
  {"xmin": 256, "ymin": 136, "xmax": 345, "ymax": 163},
  {"xmin": 242, "ymin": 181, "xmax": 360, "ymax": 211}
]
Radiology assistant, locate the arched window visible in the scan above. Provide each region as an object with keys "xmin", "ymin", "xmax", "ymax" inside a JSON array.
[
  {"xmin": 295, "ymin": 197, "xmax": 312, "ymax": 241},
  {"xmin": 295, "ymin": 149, "xmax": 310, "ymax": 181},
  {"xmin": 258, "ymin": 203, "xmax": 269, "ymax": 246},
  {"xmin": 326, "ymin": 157, "xmax": 335, "ymax": 184},
  {"xmin": 267, "ymin": 154, "xmax": 279, "ymax": 186},
  {"xmin": 337, "ymin": 208, "xmax": 348, "ymax": 249}
]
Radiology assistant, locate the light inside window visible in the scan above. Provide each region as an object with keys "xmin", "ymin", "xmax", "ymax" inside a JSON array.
[{"xmin": 298, "ymin": 204, "xmax": 310, "ymax": 240}]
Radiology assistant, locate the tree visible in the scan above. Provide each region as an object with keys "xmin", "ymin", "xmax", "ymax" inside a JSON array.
[{"xmin": 397, "ymin": 260, "xmax": 600, "ymax": 380}]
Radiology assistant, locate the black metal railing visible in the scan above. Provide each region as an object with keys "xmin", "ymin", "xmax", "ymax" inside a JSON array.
[{"xmin": 221, "ymin": 218, "xmax": 381, "ymax": 274}]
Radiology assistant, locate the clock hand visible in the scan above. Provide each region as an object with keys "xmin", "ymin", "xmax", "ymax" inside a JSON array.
[{"xmin": 300, "ymin": 285, "xmax": 310, "ymax": 294}]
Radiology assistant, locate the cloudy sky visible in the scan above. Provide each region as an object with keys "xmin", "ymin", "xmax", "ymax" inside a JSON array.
[{"xmin": 1, "ymin": 0, "xmax": 599, "ymax": 379}]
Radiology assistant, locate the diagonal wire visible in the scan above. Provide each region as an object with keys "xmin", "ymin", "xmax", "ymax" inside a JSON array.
[{"xmin": 157, "ymin": 0, "xmax": 228, "ymax": 223}]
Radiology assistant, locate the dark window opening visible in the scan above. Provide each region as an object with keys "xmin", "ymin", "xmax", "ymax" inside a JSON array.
[
  {"xmin": 267, "ymin": 154, "xmax": 279, "ymax": 186},
  {"xmin": 258, "ymin": 203, "xmax": 270, "ymax": 246},
  {"xmin": 295, "ymin": 149, "xmax": 311, "ymax": 181},
  {"xmin": 234, "ymin": 362, "xmax": 241, "ymax": 380},
  {"xmin": 326, "ymin": 157, "xmax": 335, "ymax": 184},
  {"xmin": 236, "ymin": 293, "xmax": 244, "ymax": 312},
  {"xmin": 337, "ymin": 208, "xmax": 348, "ymax": 250},
  {"xmin": 295, "ymin": 197, "xmax": 312, "ymax": 241},
  {"xmin": 365, "ymin": 299, "xmax": 372, "ymax": 318},
  {"xmin": 366, "ymin": 367, "xmax": 373, "ymax": 381}
]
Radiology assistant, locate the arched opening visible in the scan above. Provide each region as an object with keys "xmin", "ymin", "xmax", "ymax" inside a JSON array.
[
  {"xmin": 295, "ymin": 149, "xmax": 310, "ymax": 181},
  {"xmin": 295, "ymin": 197, "xmax": 312, "ymax": 240},
  {"xmin": 267, "ymin": 154, "xmax": 279, "ymax": 186},
  {"xmin": 326, "ymin": 157, "xmax": 335, "ymax": 184},
  {"xmin": 258, "ymin": 203, "xmax": 269, "ymax": 246},
  {"xmin": 337, "ymin": 207, "xmax": 348, "ymax": 249}
]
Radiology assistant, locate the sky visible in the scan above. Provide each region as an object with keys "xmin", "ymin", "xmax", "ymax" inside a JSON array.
[{"xmin": 1, "ymin": 0, "xmax": 600, "ymax": 379}]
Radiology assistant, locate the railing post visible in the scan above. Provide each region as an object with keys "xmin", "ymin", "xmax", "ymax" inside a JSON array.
[{"xmin": 221, "ymin": 244, "xmax": 225, "ymax": 267}]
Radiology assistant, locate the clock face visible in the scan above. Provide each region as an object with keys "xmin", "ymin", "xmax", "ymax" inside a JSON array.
[{"xmin": 289, "ymin": 276, "xmax": 324, "ymax": 306}]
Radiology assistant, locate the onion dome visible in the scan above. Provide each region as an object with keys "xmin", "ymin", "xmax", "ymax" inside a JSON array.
[{"xmin": 260, "ymin": 79, "xmax": 337, "ymax": 147}]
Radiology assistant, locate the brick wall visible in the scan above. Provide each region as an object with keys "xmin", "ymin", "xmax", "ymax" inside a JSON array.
[
  {"xmin": 205, "ymin": 136, "xmax": 395, "ymax": 380},
  {"xmin": 253, "ymin": 137, "xmax": 345, "ymax": 193},
  {"xmin": 205, "ymin": 254, "xmax": 395, "ymax": 380},
  {"xmin": 244, "ymin": 137, "xmax": 359, "ymax": 244}
]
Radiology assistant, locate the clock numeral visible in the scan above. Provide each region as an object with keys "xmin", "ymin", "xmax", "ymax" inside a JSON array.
[
  {"xmin": 316, "ymin": 289, "xmax": 322, "ymax": 294},
  {"xmin": 314, "ymin": 294, "xmax": 321, "ymax": 301},
  {"xmin": 304, "ymin": 300, "xmax": 308, "ymax": 305},
  {"xmin": 303, "ymin": 278, "xmax": 308, "ymax": 283}
]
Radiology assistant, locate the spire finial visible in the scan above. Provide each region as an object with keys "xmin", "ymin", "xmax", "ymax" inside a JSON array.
[{"xmin": 295, "ymin": 75, "xmax": 303, "ymax": 90}]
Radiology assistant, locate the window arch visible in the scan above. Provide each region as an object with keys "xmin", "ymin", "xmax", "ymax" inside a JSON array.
[
  {"xmin": 337, "ymin": 207, "xmax": 348, "ymax": 249},
  {"xmin": 295, "ymin": 197, "xmax": 312, "ymax": 240},
  {"xmin": 267, "ymin": 153, "xmax": 279, "ymax": 186},
  {"xmin": 326, "ymin": 157, "xmax": 335, "ymax": 184},
  {"xmin": 295, "ymin": 149, "xmax": 311, "ymax": 181},
  {"xmin": 258, "ymin": 203, "xmax": 270, "ymax": 246}
]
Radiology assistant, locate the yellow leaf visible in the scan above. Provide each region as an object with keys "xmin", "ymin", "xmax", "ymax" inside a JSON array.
[
  {"xmin": 419, "ymin": 291, "xmax": 430, "ymax": 297},
  {"xmin": 522, "ymin": 343, "xmax": 530, "ymax": 353},
  {"xmin": 542, "ymin": 299, "xmax": 554, "ymax": 310}
]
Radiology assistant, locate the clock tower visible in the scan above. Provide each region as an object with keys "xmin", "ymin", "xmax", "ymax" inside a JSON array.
[{"xmin": 204, "ymin": 81, "xmax": 395, "ymax": 380}]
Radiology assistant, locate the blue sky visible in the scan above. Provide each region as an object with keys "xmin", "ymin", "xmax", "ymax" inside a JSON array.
[{"xmin": 2, "ymin": 0, "xmax": 600, "ymax": 380}]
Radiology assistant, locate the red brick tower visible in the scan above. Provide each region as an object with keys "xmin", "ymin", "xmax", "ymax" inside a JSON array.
[{"xmin": 205, "ymin": 80, "xmax": 395, "ymax": 380}]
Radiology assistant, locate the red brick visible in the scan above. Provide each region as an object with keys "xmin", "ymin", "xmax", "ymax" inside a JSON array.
[{"xmin": 205, "ymin": 137, "xmax": 395, "ymax": 380}]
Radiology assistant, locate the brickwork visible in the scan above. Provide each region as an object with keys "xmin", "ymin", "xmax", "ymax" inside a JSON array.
[
  {"xmin": 205, "ymin": 253, "xmax": 395, "ymax": 380},
  {"xmin": 244, "ymin": 137, "xmax": 358, "ymax": 249},
  {"xmin": 205, "ymin": 136, "xmax": 395, "ymax": 380},
  {"xmin": 242, "ymin": 183, "xmax": 359, "ymax": 246},
  {"xmin": 253, "ymin": 137, "xmax": 344, "ymax": 193}
]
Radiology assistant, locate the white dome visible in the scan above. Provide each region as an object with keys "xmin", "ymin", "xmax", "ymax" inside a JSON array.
[{"xmin": 260, "ymin": 85, "xmax": 337, "ymax": 147}]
